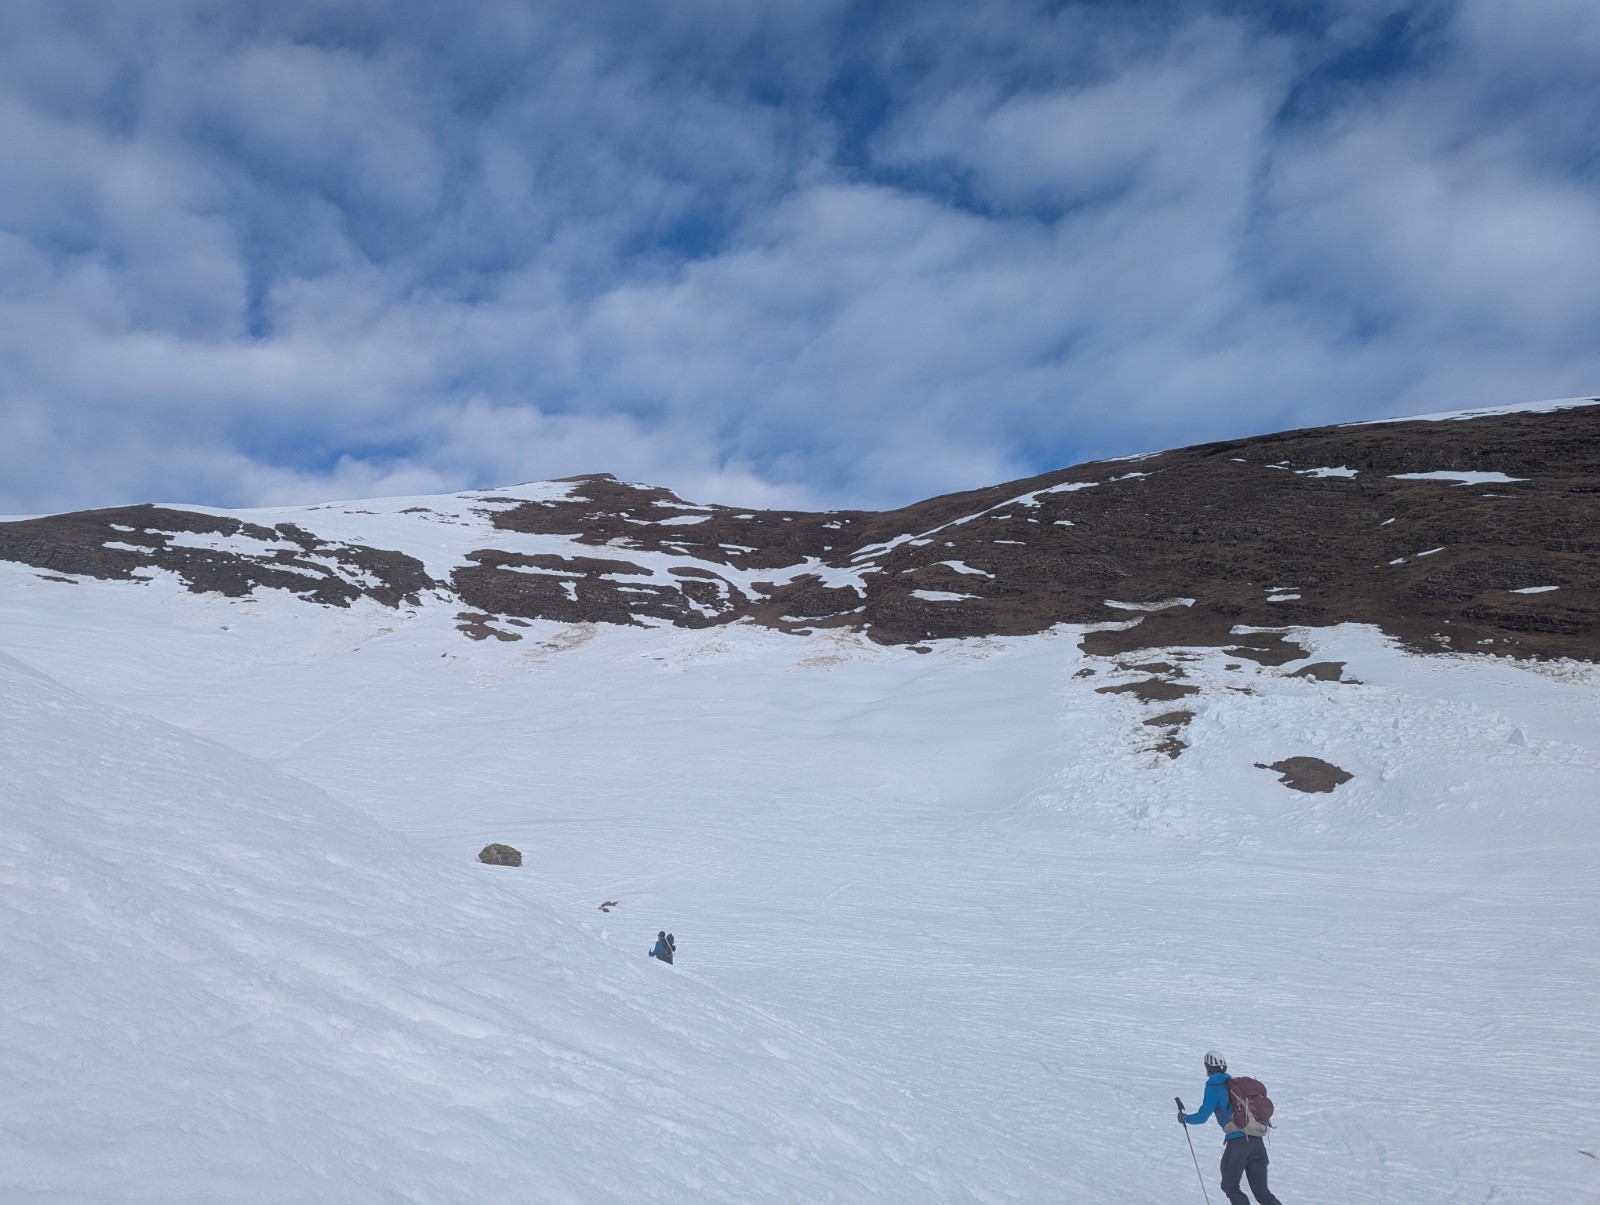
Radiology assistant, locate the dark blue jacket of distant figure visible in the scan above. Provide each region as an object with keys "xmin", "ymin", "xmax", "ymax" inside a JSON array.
[
  {"xmin": 650, "ymin": 937, "xmax": 673, "ymax": 964},
  {"xmin": 1183, "ymin": 1071, "xmax": 1243, "ymax": 1139}
]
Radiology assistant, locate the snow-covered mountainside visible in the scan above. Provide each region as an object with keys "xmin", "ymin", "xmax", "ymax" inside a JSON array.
[{"xmin": 2, "ymin": 400, "xmax": 1599, "ymax": 1202}]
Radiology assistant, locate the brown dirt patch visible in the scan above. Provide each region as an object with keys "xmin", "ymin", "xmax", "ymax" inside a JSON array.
[
  {"xmin": 1149, "ymin": 733, "xmax": 1188, "ymax": 759},
  {"xmin": 1290, "ymin": 662, "xmax": 1347, "ymax": 682},
  {"xmin": 1144, "ymin": 710, "xmax": 1195, "ymax": 728},
  {"xmin": 1255, "ymin": 756, "xmax": 1353, "ymax": 793},
  {"xmin": 1141, "ymin": 709, "xmax": 1194, "ymax": 759},
  {"xmin": 1096, "ymin": 678, "xmax": 1201, "ymax": 703},
  {"xmin": 1224, "ymin": 634, "xmax": 1310, "ymax": 666},
  {"xmin": 455, "ymin": 612, "xmax": 522, "ymax": 642}
]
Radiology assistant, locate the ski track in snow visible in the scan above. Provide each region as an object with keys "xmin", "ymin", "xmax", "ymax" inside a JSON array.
[{"xmin": 2, "ymin": 561, "xmax": 1599, "ymax": 1203}]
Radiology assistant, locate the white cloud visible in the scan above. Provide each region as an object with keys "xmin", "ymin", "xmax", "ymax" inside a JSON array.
[{"xmin": 0, "ymin": 0, "xmax": 1596, "ymax": 517}]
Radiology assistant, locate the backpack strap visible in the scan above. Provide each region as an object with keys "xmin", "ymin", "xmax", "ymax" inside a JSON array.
[{"xmin": 1219, "ymin": 1075, "xmax": 1243, "ymax": 1132}]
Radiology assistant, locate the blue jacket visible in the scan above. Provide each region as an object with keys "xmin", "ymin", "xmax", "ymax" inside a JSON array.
[
  {"xmin": 649, "ymin": 938, "xmax": 671, "ymax": 960},
  {"xmin": 1183, "ymin": 1072, "xmax": 1243, "ymax": 1139}
]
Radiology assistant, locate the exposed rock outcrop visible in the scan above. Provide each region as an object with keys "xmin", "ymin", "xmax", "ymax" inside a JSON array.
[
  {"xmin": 478, "ymin": 844, "xmax": 523, "ymax": 867},
  {"xmin": 0, "ymin": 505, "xmax": 434, "ymax": 608}
]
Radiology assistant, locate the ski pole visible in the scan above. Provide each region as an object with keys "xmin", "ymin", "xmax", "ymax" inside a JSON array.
[{"xmin": 1176, "ymin": 1097, "xmax": 1212, "ymax": 1205}]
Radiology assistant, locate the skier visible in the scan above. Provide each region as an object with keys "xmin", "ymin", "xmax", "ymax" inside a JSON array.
[
  {"xmin": 649, "ymin": 931, "xmax": 675, "ymax": 965},
  {"xmin": 1179, "ymin": 1051, "xmax": 1282, "ymax": 1205}
]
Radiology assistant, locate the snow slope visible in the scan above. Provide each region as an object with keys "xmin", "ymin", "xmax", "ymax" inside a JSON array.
[
  {"xmin": 3, "ymin": 508, "xmax": 1599, "ymax": 1201},
  {"xmin": 0, "ymin": 651, "xmax": 979, "ymax": 1202}
]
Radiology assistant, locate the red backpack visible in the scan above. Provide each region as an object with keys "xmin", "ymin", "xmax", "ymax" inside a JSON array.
[{"xmin": 1226, "ymin": 1076, "xmax": 1275, "ymax": 1136}]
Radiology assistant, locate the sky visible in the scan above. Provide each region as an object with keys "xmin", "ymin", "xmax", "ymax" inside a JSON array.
[{"xmin": 2, "ymin": 0, "xmax": 1598, "ymax": 515}]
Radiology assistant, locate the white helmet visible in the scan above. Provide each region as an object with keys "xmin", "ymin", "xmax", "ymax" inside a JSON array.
[{"xmin": 1204, "ymin": 1050, "xmax": 1227, "ymax": 1073}]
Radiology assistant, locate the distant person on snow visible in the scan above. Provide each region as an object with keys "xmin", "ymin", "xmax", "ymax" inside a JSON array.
[
  {"xmin": 1180, "ymin": 1050, "xmax": 1281, "ymax": 1205},
  {"xmin": 649, "ymin": 931, "xmax": 675, "ymax": 964}
]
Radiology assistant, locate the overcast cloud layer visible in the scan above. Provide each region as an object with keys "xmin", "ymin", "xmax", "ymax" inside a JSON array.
[{"xmin": 2, "ymin": 0, "xmax": 1598, "ymax": 513}]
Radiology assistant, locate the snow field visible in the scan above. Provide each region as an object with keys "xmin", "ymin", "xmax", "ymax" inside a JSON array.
[
  {"xmin": 0, "ymin": 651, "xmax": 963, "ymax": 1202},
  {"xmin": 2, "ymin": 560, "xmax": 1598, "ymax": 1201}
]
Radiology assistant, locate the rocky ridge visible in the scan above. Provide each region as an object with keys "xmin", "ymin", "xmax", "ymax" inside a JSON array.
[{"xmin": 3, "ymin": 400, "xmax": 1596, "ymax": 663}]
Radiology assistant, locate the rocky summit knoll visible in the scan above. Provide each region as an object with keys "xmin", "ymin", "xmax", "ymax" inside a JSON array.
[{"xmin": 3, "ymin": 400, "xmax": 1597, "ymax": 662}]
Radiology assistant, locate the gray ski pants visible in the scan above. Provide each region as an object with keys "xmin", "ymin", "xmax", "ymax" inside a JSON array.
[{"xmin": 1220, "ymin": 1135, "xmax": 1280, "ymax": 1205}]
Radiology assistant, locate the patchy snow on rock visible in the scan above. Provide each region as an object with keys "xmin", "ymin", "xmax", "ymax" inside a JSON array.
[
  {"xmin": 910, "ymin": 589, "xmax": 976, "ymax": 602},
  {"xmin": 1362, "ymin": 395, "xmax": 1600, "ymax": 425},
  {"xmin": 465, "ymin": 481, "xmax": 584, "ymax": 504},
  {"xmin": 1511, "ymin": 586, "xmax": 1560, "ymax": 594},
  {"xmin": 938, "ymin": 560, "xmax": 995, "ymax": 578},
  {"xmin": 164, "ymin": 530, "xmax": 289, "ymax": 556},
  {"xmin": 1391, "ymin": 471, "xmax": 1526, "ymax": 485},
  {"xmin": 762, "ymin": 558, "xmax": 874, "ymax": 594},
  {"xmin": 849, "ymin": 533, "xmax": 919, "ymax": 562},
  {"xmin": 1297, "ymin": 466, "xmax": 1359, "ymax": 478},
  {"xmin": 644, "ymin": 514, "xmax": 712, "ymax": 526},
  {"xmin": 1103, "ymin": 598, "xmax": 1196, "ymax": 612},
  {"xmin": 1011, "ymin": 480, "xmax": 1100, "ymax": 508}
]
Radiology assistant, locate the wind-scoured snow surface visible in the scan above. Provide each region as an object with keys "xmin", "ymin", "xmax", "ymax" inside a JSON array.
[{"xmin": 3, "ymin": 517, "xmax": 1600, "ymax": 1201}]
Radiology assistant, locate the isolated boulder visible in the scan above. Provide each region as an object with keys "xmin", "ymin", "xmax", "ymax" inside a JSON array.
[{"xmin": 478, "ymin": 843, "xmax": 523, "ymax": 867}]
